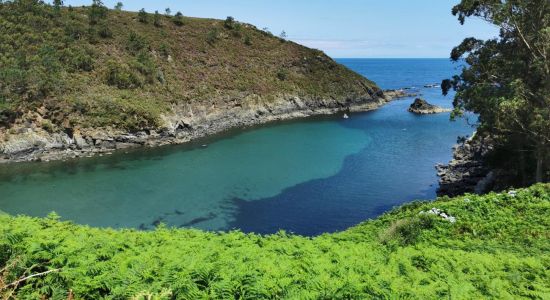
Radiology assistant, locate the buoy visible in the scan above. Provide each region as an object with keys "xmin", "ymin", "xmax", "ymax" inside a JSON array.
[{"xmin": 343, "ymin": 113, "xmax": 349, "ymax": 119}]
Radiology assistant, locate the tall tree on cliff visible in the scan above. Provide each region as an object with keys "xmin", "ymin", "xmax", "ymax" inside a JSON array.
[{"xmin": 443, "ymin": 0, "xmax": 550, "ymax": 183}]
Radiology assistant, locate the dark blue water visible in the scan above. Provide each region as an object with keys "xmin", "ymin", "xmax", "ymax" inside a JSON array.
[
  {"xmin": 230, "ymin": 58, "xmax": 473, "ymax": 234},
  {"xmin": 0, "ymin": 59, "xmax": 473, "ymax": 236}
]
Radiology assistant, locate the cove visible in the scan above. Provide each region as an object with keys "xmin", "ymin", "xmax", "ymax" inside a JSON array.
[
  {"xmin": 0, "ymin": 118, "xmax": 371, "ymax": 231},
  {"xmin": 0, "ymin": 59, "xmax": 474, "ymax": 235}
]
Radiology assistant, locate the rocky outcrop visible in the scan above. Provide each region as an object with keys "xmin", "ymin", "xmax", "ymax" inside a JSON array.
[
  {"xmin": 408, "ymin": 98, "xmax": 451, "ymax": 114},
  {"xmin": 0, "ymin": 90, "xmax": 409, "ymax": 163},
  {"xmin": 436, "ymin": 136, "xmax": 494, "ymax": 197}
]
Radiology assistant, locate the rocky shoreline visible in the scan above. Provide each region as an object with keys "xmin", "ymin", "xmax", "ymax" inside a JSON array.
[
  {"xmin": 0, "ymin": 90, "xmax": 409, "ymax": 164},
  {"xmin": 436, "ymin": 135, "xmax": 495, "ymax": 197}
]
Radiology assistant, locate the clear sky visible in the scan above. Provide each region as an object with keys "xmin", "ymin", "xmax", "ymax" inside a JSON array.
[{"xmin": 62, "ymin": 0, "xmax": 499, "ymax": 58}]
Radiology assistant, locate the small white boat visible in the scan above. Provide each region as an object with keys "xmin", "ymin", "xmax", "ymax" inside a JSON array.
[{"xmin": 343, "ymin": 113, "xmax": 349, "ymax": 119}]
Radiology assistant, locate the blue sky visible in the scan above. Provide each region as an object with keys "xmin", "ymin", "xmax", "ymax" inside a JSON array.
[{"xmin": 62, "ymin": 0, "xmax": 499, "ymax": 58}]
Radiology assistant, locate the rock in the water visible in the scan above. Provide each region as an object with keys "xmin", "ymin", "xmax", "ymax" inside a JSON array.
[{"xmin": 408, "ymin": 98, "xmax": 451, "ymax": 114}]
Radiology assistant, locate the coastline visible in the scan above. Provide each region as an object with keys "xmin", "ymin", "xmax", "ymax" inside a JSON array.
[{"xmin": 0, "ymin": 90, "xmax": 409, "ymax": 164}]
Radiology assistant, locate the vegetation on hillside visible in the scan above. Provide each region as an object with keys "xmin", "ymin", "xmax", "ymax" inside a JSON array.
[
  {"xmin": 0, "ymin": 0, "xmax": 377, "ymax": 132},
  {"xmin": 1, "ymin": 184, "xmax": 548, "ymax": 299},
  {"xmin": 443, "ymin": 0, "xmax": 550, "ymax": 185}
]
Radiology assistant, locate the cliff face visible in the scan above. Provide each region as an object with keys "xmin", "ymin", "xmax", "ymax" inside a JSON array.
[
  {"xmin": 0, "ymin": 91, "xmax": 408, "ymax": 163},
  {"xmin": 0, "ymin": 2, "xmax": 392, "ymax": 163}
]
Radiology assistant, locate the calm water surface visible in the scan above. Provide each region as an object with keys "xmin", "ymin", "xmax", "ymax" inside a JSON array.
[{"xmin": 0, "ymin": 59, "xmax": 473, "ymax": 235}]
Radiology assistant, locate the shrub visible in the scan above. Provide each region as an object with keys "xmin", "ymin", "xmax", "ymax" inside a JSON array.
[
  {"xmin": 276, "ymin": 68, "xmax": 289, "ymax": 81},
  {"xmin": 173, "ymin": 11, "xmax": 184, "ymax": 26},
  {"xmin": 126, "ymin": 32, "xmax": 148, "ymax": 54},
  {"xmin": 224, "ymin": 16, "xmax": 235, "ymax": 29},
  {"xmin": 153, "ymin": 10, "xmax": 162, "ymax": 27},
  {"xmin": 133, "ymin": 51, "xmax": 156, "ymax": 83},
  {"xmin": 64, "ymin": 19, "xmax": 87, "ymax": 40},
  {"xmin": 206, "ymin": 29, "xmax": 218, "ymax": 45},
  {"xmin": 158, "ymin": 43, "xmax": 170, "ymax": 58},
  {"xmin": 63, "ymin": 47, "xmax": 94, "ymax": 72},
  {"xmin": 138, "ymin": 8, "xmax": 148, "ymax": 23},
  {"xmin": 114, "ymin": 2, "xmax": 123, "ymax": 10},
  {"xmin": 379, "ymin": 214, "xmax": 435, "ymax": 246},
  {"xmin": 105, "ymin": 60, "xmax": 142, "ymax": 89},
  {"xmin": 41, "ymin": 119, "xmax": 55, "ymax": 132},
  {"xmin": 97, "ymin": 22, "xmax": 112, "ymax": 38},
  {"xmin": 244, "ymin": 35, "xmax": 252, "ymax": 46},
  {"xmin": 88, "ymin": 0, "xmax": 108, "ymax": 25}
]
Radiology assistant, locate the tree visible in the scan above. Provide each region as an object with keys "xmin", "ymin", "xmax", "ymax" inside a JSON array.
[
  {"xmin": 224, "ymin": 16, "xmax": 235, "ymax": 29},
  {"xmin": 53, "ymin": 0, "xmax": 62, "ymax": 11},
  {"xmin": 279, "ymin": 30, "xmax": 287, "ymax": 39},
  {"xmin": 443, "ymin": 0, "xmax": 550, "ymax": 183},
  {"xmin": 138, "ymin": 8, "xmax": 148, "ymax": 23},
  {"xmin": 114, "ymin": 2, "xmax": 123, "ymax": 10},
  {"xmin": 88, "ymin": 0, "xmax": 107, "ymax": 25},
  {"xmin": 165, "ymin": 8, "xmax": 171, "ymax": 16},
  {"xmin": 173, "ymin": 11, "xmax": 184, "ymax": 26},
  {"xmin": 153, "ymin": 10, "xmax": 161, "ymax": 27}
]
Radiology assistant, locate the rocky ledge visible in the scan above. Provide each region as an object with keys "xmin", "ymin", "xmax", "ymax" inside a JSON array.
[
  {"xmin": 436, "ymin": 135, "xmax": 494, "ymax": 197},
  {"xmin": 0, "ymin": 90, "xmax": 409, "ymax": 164},
  {"xmin": 408, "ymin": 98, "xmax": 451, "ymax": 114}
]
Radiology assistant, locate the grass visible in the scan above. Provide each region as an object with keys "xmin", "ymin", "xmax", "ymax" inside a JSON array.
[{"xmin": 0, "ymin": 184, "xmax": 548, "ymax": 299}]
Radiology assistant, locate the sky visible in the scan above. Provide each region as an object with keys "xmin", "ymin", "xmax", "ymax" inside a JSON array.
[{"xmin": 62, "ymin": 0, "xmax": 499, "ymax": 58}]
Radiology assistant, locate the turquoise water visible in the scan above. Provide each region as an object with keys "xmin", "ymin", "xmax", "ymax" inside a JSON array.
[{"xmin": 0, "ymin": 59, "xmax": 474, "ymax": 235}]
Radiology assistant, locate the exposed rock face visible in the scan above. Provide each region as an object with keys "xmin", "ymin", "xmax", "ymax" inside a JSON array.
[
  {"xmin": 0, "ymin": 90, "xmax": 409, "ymax": 163},
  {"xmin": 436, "ymin": 136, "xmax": 494, "ymax": 197},
  {"xmin": 408, "ymin": 98, "xmax": 451, "ymax": 114}
]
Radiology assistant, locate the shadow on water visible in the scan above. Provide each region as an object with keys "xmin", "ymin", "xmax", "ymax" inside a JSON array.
[{"xmin": 227, "ymin": 137, "xmax": 436, "ymax": 236}]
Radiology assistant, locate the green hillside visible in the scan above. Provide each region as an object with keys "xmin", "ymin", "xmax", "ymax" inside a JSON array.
[
  {"xmin": 0, "ymin": 1, "xmax": 378, "ymax": 132},
  {"xmin": 1, "ymin": 184, "xmax": 548, "ymax": 299}
]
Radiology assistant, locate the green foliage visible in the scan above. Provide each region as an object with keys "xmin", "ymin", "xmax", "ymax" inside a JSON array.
[
  {"xmin": 133, "ymin": 51, "xmax": 157, "ymax": 83},
  {"xmin": 379, "ymin": 214, "xmax": 435, "ymax": 246},
  {"xmin": 224, "ymin": 16, "xmax": 235, "ymax": 29},
  {"xmin": 126, "ymin": 31, "xmax": 149, "ymax": 54},
  {"xmin": 97, "ymin": 22, "xmax": 112, "ymax": 38},
  {"xmin": 114, "ymin": 2, "xmax": 122, "ymax": 11},
  {"xmin": 244, "ymin": 34, "xmax": 252, "ymax": 46},
  {"xmin": 276, "ymin": 68, "xmax": 289, "ymax": 81},
  {"xmin": 158, "ymin": 43, "xmax": 170, "ymax": 58},
  {"xmin": 0, "ymin": 184, "xmax": 548, "ymax": 299},
  {"xmin": 52, "ymin": 0, "xmax": 62, "ymax": 11},
  {"xmin": 444, "ymin": 0, "xmax": 550, "ymax": 184},
  {"xmin": 88, "ymin": 0, "xmax": 107, "ymax": 25},
  {"xmin": 153, "ymin": 10, "xmax": 162, "ymax": 27},
  {"xmin": 173, "ymin": 11, "xmax": 184, "ymax": 26},
  {"xmin": 137, "ymin": 8, "xmax": 148, "ymax": 23},
  {"xmin": 206, "ymin": 29, "xmax": 219, "ymax": 45},
  {"xmin": 105, "ymin": 60, "xmax": 142, "ymax": 89}
]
